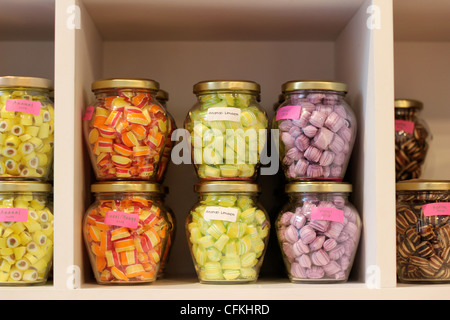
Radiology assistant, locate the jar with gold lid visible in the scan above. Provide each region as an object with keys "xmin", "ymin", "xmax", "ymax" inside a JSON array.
[
  {"xmin": 83, "ymin": 78, "xmax": 169, "ymax": 181},
  {"xmin": 396, "ymin": 180, "xmax": 450, "ymax": 283},
  {"xmin": 83, "ymin": 181, "xmax": 171, "ymax": 284},
  {"xmin": 0, "ymin": 76, "xmax": 54, "ymax": 181},
  {"xmin": 395, "ymin": 99, "xmax": 430, "ymax": 181}
]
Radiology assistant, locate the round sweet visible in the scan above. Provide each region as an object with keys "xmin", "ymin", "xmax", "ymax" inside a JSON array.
[{"xmin": 186, "ymin": 194, "xmax": 270, "ymax": 283}]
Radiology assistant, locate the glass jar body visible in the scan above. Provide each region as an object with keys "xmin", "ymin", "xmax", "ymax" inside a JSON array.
[
  {"xmin": 0, "ymin": 190, "xmax": 53, "ymax": 285},
  {"xmin": 83, "ymin": 191, "xmax": 170, "ymax": 284},
  {"xmin": 185, "ymin": 88, "xmax": 268, "ymax": 181},
  {"xmin": 83, "ymin": 87, "xmax": 169, "ymax": 181},
  {"xmin": 0, "ymin": 87, "xmax": 54, "ymax": 181},
  {"xmin": 396, "ymin": 189, "xmax": 450, "ymax": 283},
  {"xmin": 394, "ymin": 107, "xmax": 430, "ymax": 181},
  {"xmin": 276, "ymin": 191, "xmax": 361, "ymax": 283},
  {"xmin": 186, "ymin": 191, "xmax": 270, "ymax": 283},
  {"xmin": 274, "ymin": 89, "xmax": 356, "ymax": 181}
]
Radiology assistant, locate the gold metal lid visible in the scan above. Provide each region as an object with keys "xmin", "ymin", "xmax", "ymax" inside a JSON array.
[
  {"xmin": 156, "ymin": 89, "xmax": 168, "ymax": 102},
  {"xmin": 91, "ymin": 78, "xmax": 159, "ymax": 91},
  {"xmin": 193, "ymin": 80, "xmax": 260, "ymax": 94},
  {"xmin": 91, "ymin": 181, "xmax": 163, "ymax": 193},
  {"xmin": 394, "ymin": 99, "xmax": 423, "ymax": 110},
  {"xmin": 285, "ymin": 182, "xmax": 352, "ymax": 193},
  {"xmin": 282, "ymin": 80, "xmax": 348, "ymax": 93},
  {"xmin": 0, "ymin": 181, "xmax": 52, "ymax": 193},
  {"xmin": 396, "ymin": 180, "xmax": 450, "ymax": 191},
  {"xmin": 0, "ymin": 76, "xmax": 53, "ymax": 90},
  {"xmin": 195, "ymin": 181, "xmax": 260, "ymax": 193}
]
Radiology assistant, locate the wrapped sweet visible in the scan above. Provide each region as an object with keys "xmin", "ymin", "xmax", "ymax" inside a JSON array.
[
  {"xmin": 83, "ymin": 78, "xmax": 169, "ymax": 181},
  {"xmin": 186, "ymin": 181, "xmax": 270, "ymax": 283},
  {"xmin": 185, "ymin": 80, "xmax": 268, "ymax": 181},
  {"xmin": 0, "ymin": 76, "xmax": 54, "ymax": 181},
  {"xmin": 0, "ymin": 181, "xmax": 53, "ymax": 285}
]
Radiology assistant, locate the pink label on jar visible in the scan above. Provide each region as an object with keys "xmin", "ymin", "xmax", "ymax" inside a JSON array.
[
  {"xmin": 0, "ymin": 208, "xmax": 29, "ymax": 222},
  {"xmin": 105, "ymin": 211, "xmax": 139, "ymax": 229},
  {"xmin": 83, "ymin": 106, "xmax": 95, "ymax": 120},
  {"xmin": 311, "ymin": 207, "xmax": 344, "ymax": 223},
  {"xmin": 276, "ymin": 105, "xmax": 302, "ymax": 121},
  {"xmin": 5, "ymin": 99, "xmax": 41, "ymax": 115},
  {"xmin": 395, "ymin": 120, "xmax": 415, "ymax": 134},
  {"xmin": 422, "ymin": 203, "xmax": 450, "ymax": 217}
]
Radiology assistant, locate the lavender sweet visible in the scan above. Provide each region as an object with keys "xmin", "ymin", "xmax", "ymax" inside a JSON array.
[
  {"xmin": 274, "ymin": 81, "xmax": 356, "ymax": 181},
  {"xmin": 276, "ymin": 182, "xmax": 361, "ymax": 283}
]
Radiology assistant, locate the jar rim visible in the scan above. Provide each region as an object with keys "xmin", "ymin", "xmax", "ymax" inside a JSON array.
[
  {"xmin": 0, "ymin": 181, "xmax": 52, "ymax": 192},
  {"xmin": 285, "ymin": 182, "xmax": 352, "ymax": 193},
  {"xmin": 396, "ymin": 179, "xmax": 450, "ymax": 191},
  {"xmin": 195, "ymin": 181, "xmax": 260, "ymax": 193},
  {"xmin": 91, "ymin": 181, "xmax": 163, "ymax": 193},
  {"xmin": 394, "ymin": 99, "xmax": 423, "ymax": 110},
  {"xmin": 0, "ymin": 76, "xmax": 53, "ymax": 90},
  {"xmin": 193, "ymin": 80, "xmax": 260, "ymax": 94},
  {"xmin": 282, "ymin": 80, "xmax": 347, "ymax": 93},
  {"xmin": 156, "ymin": 89, "xmax": 168, "ymax": 102},
  {"xmin": 91, "ymin": 78, "xmax": 159, "ymax": 91}
]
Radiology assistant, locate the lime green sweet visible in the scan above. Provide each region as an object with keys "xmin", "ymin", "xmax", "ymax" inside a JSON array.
[
  {"xmin": 187, "ymin": 195, "xmax": 270, "ymax": 283},
  {"xmin": 185, "ymin": 92, "xmax": 268, "ymax": 180}
]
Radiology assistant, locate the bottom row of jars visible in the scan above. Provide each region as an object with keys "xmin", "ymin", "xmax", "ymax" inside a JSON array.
[{"xmin": 82, "ymin": 180, "xmax": 362, "ymax": 284}]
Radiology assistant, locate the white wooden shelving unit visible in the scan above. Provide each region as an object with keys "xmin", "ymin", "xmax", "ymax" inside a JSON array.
[{"xmin": 0, "ymin": 0, "xmax": 449, "ymax": 300}]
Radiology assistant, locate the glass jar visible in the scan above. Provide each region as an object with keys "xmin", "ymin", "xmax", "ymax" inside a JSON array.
[
  {"xmin": 83, "ymin": 182, "xmax": 171, "ymax": 284},
  {"xmin": 273, "ymin": 81, "xmax": 356, "ymax": 181},
  {"xmin": 155, "ymin": 89, "xmax": 177, "ymax": 182},
  {"xmin": 83, "ymin": 78, "xmax": 169, "ymax": 181},
  {"xmin": 0, "ymin": 181, "xmax": 53, "ymax": 285},
  {"xmin": 0, "ymin": 76, "xmax": 54, "ymax": 181},
  {"xmin": 394, "ymin": 99, "xmax": 430, "ymax": 182},
  {"xmin": 186, "ymin": 181, "xmax": 270, "ymax": 283},
  {"xmin": 276, "ymin": 182, "xmax": 361, "ymax": 283},
  {"xmin": 396, "ymin": 180, "xmax": 450, "ymax": 283},
  {"xmin": 184, "ymin": 80, "xmax": 268, "ymax": 181},
  {"xmin": 155, "ymin": 186, "xmax": 176, "ymax": 278}
]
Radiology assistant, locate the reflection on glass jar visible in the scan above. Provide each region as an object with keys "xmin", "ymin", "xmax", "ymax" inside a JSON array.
[
  {"xmin": 396, "ymin": 180, "xmax": 450, "ymax": 283},
  {"xmin": 184, "ymin": 80, "xmax": 268, "ymax": 181},
  {"xmin": 273, "ymin": 80, "xmax": 356, "ymax": 181},
  {"xmin": 394, "ymin": 99, "xmax": 430, "ymax": 182},
  {"xmin": 83, "ymin": 78, "xmax": 169, "ymax": 181},
  {"xmin": 0, "ymin": 181, "xmax": 53, "ymax": 285},
  {"xmin": 0, "ymin": 76, "xmax": 54, "ymax": 181},
  {"xmin": 276, "ymin": 182, "xmax": 361, "ymax": 283},
  {"xmin": 186, "ymin": 181, "xmax": 270, "ymax": 283},
  {"xmin": 83, "ymin": 182, "xmax": 171, "ymax": 284}
]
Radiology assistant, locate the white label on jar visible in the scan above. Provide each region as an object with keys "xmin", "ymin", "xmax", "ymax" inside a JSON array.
[
  {"xmin": 204, "ymin": 206, "xmax": 239, "ymax": 222},
  {"xmin": 206, "ymin": 107, "xmax": 241, "ymax": 122}
]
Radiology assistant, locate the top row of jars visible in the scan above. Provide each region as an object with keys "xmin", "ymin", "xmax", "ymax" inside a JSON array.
[{"xmin": 82, "ymin": 78, "xmax": 357, "ymax": 183}]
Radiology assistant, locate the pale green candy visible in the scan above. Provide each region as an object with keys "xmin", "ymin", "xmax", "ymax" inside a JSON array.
[
  {"xmin": 198, "ymin": 235, "xmax": 215, "ymax": 248},
  {"xmin": 258, "ymin": 225, "xmax": 269, "ymax": 239},
  {"xmin": 207, "ymin": 220, "xmax": 227, "ymax": 239},
  {"xmin": 240, "ymin": 109, "xmax": 257, "ymax": 127},
  {"xmin": 223, "ymin": 239, "xmax": 238, "ymax": 257},
  {"xmin": 206, "ymin": 99, "xmax": 227, "ymax": 110},
  {"xmin": 240, "ymin": 267, "xmax": 257, "ymax": 279},
  {"xmin": 214, "ymin": 233, "xmax": 230, "ymax": 251},
  {"xmin": 206, "ymin": 247, "xmax": 222, "ymax": 262},
  {"xmin": 240, "ymin": 252, "xmax": 257, "ymax": 268},
  {"xmin": 199, "ymin": 93, "xmax": 220, "ymax": 106},
  {"xmin": 203, "ymin": 165, "xmax": 221, "ymax": 178},
  {"xmin": 209, "ymin": 120, "xmax": 227, "ymax": 133},
  {"xmin": 216, "ymin": 195, "xmax": 236, "ymax": 207},
  {"xmin": 203, "ymin": 261, "xmax": 223, "ymax": 280},
  {"xmin": 189, "ymin": 227, "xmax": 203, "ymax": 244},
  {"xmin": 240, "ymin": 207, "xmax": 256, "ymax": 224},
  {"xmin": 236, "ymin": 196, "xmax": 253, "ymax": 211},
  {"xmin": 223, "ymin": 269, "xmax": 240, "ymax": 280},
  {"xmin": 251, "ymin": 238, "xmax": 265, "ymax": 253},
  {"xmin": 187, "ymin": 222, "xmax": 199, "ymax": 232},
  {"xmin": 217, "ymin": 93, "xmax": 235, "ymax": 106},
  {"xmin": 237, "ymin": 236, "xmax": 252, "ymax": 255},
  {"xmin": 225, "ymin": 121, "xmax": 244, "ymax": 131},
  {"xmin": 202, "ymin": 195, "xmax": 219, "ymax": 205},
  {"xmin": 245, "ymin": 224, "xmax": 259, "ymax": 239},
  {"xmin": 238, "ymin": 164, "xmax": 255, "ymax": 177},
  {"xmin": 235, "ymin": 94, "xmax": 251, "ymax": 108},
  {"xmin": 203, "ymin": 146, "xmax": 222, "ymax": 165},
  {"xmin": 226, "ymin": 222, "xmax": 246, "ymax": 239},
  {"xmin": 195, "ymin": 246, "xmax": 208, "ymax": 266},
  {"xmin": 255, "ymin": 209, "xmax": 266, "ymax": 225},
  {"xmin": 193, "ymin": 147, "xmax": 203, "ymax": 164},
  {"xmin": 219, "ymin": 164, "xmax": 239, "ymax": 177},
  {"xmin": 193, "ymin": 122, "xmax": 209, "ymax": 137},
  {"xmin": 221, "ymin": 257, "xmax": 241, "ymax": 270}
]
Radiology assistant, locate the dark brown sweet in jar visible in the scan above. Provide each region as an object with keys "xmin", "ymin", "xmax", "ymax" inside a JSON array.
[{"xmin": 416, "ymin": 241, "xmax": 435, "ymax": 258}]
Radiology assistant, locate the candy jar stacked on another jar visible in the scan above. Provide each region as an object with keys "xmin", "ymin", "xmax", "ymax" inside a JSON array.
[
  {"xmin": 184, "ymin": 80, "xmax": 271, "ymax": 284},
  {"xmin": 273, "ymin": 80, "xmax": 361, "ymax": 283},
  {"xmin": 82, "ymin": 78, "xmax": 174, "ymax": 284},
  {"xmin": 0, "ymin": 76, "xmax": 55, "ymax": 286},
  {"xmin": 394, "ymin": 99, "xmax": 430, "ymax": 182},
  {"xmin": 83, "ymin": 182, "xmax": 171, "ymax": 284}
]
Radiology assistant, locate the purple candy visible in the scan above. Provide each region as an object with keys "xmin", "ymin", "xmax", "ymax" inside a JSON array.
[
  {"xmin": 306, "ymin": 164, "xmax": 323, "ymax": 178},
  {"xmin": 284, "ymin": 225, "xmax": 299, "ymax": 244},
  {"xmin": 297, "ymin": 254, "xmax": 312, "ymax": 268},
  {"xmin": 279, "ymin": 120, "xmax": 294, "ymax": 132},
  {"xmin": 309, "ymin": 235, "xmax": 326, "ymax": 251},
  {"xmin": 303, "ymin": 125, "xmax": 318, "ymax": 138},
  {"xmin": 299, "ymin": 225, "xmax": 316, "ymax": 244},
  {"xmin": 325, "ymin": 111, "xmax": 346, "ymax": 132},
  {"xmin": 304, "ymin": 146, "xmax": 321, "ymax": 163},
  {"xmin": 306, "ymin": 266, "xmax": 325, "ymax": 279},
  {"xmin": 286, "ymin": 147, "xmax": 302, "ymax": 161},
  {"xmin": 292, "ymin": 239, "xmax": 310, "ymax": 256},
  {"xmin": 309, "ymin": 111, "xmax": 326, "ymax": 128},
  {"xmin": 311, "ymin": 249, "xmax": 330, "ymax": 266},
  {"xmin": 312, "ymin": 127, "xmax": 334, "ymax": 150},
  {"xmin": 319, "ymin": 151, "xmax": 335, "ymax": 166},
  {"xmin": 281, "ymin": 132, "xmax": 295, "ymax": 149},
  {"xmin": 323, "ymin": 261, "xmax": 342, "ymax": 276},
  {"xmin": 323, "ymin": 238, "xmax": 337, "ymax": 251},
  {"xmin": 290, "ymin": 213, "xmax": 306, "ymax": 229},
  {"xmin": 295, "ymin": 134, "xmax": 310, "ymax": 151},
  {"xmin": 291, "ymin": 263, "xmax": 307, "ymax": 279},
  {"xmin": 307, "ymin": 93, "xmax": 325, "ymax": 104}
]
